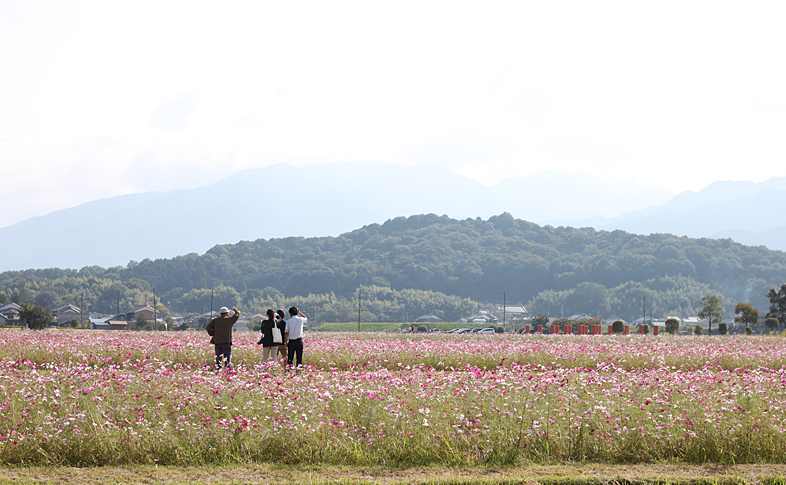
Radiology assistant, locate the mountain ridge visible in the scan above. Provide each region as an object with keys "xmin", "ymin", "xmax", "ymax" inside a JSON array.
[
  {"xmin": 0, "ymin": 163, "xmax": 673, "ymax": 271},
  {"xmin": 2, "ymin": 212, "xmax": 784, "ymax": 322}
]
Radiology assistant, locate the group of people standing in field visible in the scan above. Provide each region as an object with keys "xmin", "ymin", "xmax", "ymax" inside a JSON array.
[{"xmin": 206, "ymin": 305, "xmax": 307, "ymax": 371}]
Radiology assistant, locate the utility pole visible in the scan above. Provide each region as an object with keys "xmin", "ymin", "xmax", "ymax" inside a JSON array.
[
  {"xmin": 358, "ymin": 288, "xmax": 362, "ymax": 332},
  {"xmin": 502, "ymin": 291, "xmax": 507, "ymax": 331},
  {"xmin": 80, "ymin": 292, "xmax": 84, "ymax": 328},
  {"xmin": 643, "ymin": 294, "xmax": 646, "ymax": 326},
  {"xmin": 117, "ymin": 290, "xmax": 120, "ymax": 321},
  {"xmin": 153, "ymin": 287, "xmax": 157, "ymax": 331},
  {"xmin": 210, "ymin": 288, "xmax": 214, "ymax": 323}
]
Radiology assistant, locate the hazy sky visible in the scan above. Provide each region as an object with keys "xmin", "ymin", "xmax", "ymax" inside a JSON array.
[{"xmin": 1, "ymin": 1, "xmax": 785, "ymax": 228}]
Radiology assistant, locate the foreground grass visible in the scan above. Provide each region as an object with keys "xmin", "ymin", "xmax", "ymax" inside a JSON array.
[{"xmin": 3, "ymin": 464, "xmax": 786, "ymax": 485}]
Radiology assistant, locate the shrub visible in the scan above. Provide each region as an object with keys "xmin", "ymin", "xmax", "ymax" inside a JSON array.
[
  {"xmin": 18, "ymin": 303, "xmax": 56, "ymax": 331},
  {"xmin": 665, "ymin": 318, "xmax": 680, "ymax": 335},
  {"xmin": 693, "ymin": 324, "xmax": 703, "ymax": 335},
  {"xmin": 417, "ymin": 325, "xmax": 428, "ymax": 333},
  {"xmin": 642, "ymin": 324, "xmax": 650, "ymax": 335},
  {"xmin": 493, "ymin": 326, "xmax": 504, "ymax": 334},
  {"xmin": 612, "ymin": 320, "xmax": 624, "ymax": 334},
  {"xmin": 745, "ymin": 326, "xmax": 753, "ymax": 335},
  {"xmin": 766, "ymin": 317, "xmax": 780, "ymax": 333},
  {"xmin": 718, "ymin": 322, "xmax": 728, "ymax": 335}
]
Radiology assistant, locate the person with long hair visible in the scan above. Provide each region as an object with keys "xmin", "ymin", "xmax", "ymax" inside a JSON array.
[
  {"xmin": 275, "ymin": 309, "xmax": 288, "ymax": 360},
  {"xmin": 258, "ymin": 309, "xmax": 281, "ymax": 363}
]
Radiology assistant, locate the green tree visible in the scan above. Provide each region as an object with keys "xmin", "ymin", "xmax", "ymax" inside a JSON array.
[
  {"xmin": 531, "ymin": 313, "xmax": 549, "ymax": 328},
  {"xmin": 718, "ymin": 322, "xmax": 728, "ymax": 335},
  {"xmin": 698, "ymin": 294, "xmax": 723, "ymax": 336},
  {"xmin": 734, "ymin": 302, "xmax": 759, "ymax": 333},
  {"xmin": 766, "ymin": 283, "xmax": 786, "ymax": 327},
  {"xmin": 766, "ymin": 317, "xmax": 780, "ymax": 333},
  {"xmin": 34, "ymin": 290, "xmax": 60, "ymax": 309},
  {"xmin": 18, "ymin": 303, "xmax": 55, "ymax": 330},
  {"xmin": 612, "ymin": 320, "xmax": 624, "ymax": 334},
  {"xmin": 552, "ymin": 318, "xmax": 573, "ymax": 334},
  {"xmin": 693, "ymin": 324, "xmax": 703, "ymax": 335},
  {"xmin": 566, "ymin": 282, "xmax": 608, "ymax": 315},
  {"xmin": 664, "ymin": 317, "xmax": 680, "ymax": 335},
  {"xmin": 134, "ymin": 315, "xmax": 149, "ymax": 330}
]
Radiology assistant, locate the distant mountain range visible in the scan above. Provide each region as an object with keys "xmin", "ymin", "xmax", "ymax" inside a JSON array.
[
  {"xmin": 0, "ymin": 163, "xmax": 671, "ymax": 271},
  {"xmin": 563, "ymin": 178, "xmax": 786, "ymax": 250},
  {"xmin": 1, "ymin": 161, "xmax": 785, "ymax": 272}
]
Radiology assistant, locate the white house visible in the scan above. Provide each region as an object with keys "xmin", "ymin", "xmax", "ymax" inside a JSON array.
[{"xmin": 51, "ymin": 304, "xmax": 83, "ymax": 325}]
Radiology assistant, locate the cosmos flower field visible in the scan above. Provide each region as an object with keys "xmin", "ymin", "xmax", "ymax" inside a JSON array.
[{"xmin": 2, "ymin": 330, "xmax": 786, "ymax": 466}]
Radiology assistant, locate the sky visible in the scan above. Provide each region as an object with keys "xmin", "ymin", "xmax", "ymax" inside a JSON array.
[{"xmin": 1, "ymin": 1, "xmax": 785, "ymax": 228}]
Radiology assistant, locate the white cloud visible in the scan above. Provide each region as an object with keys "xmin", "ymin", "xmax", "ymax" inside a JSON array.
[{"xmin": 1, "ymin": 0, "xmax": 786, "ymax": 227}]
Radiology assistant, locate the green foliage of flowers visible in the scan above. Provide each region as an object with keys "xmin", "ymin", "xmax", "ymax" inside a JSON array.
[{"xmin": 4, "ymin": 331, "xmax": 786, "ymax": 467}]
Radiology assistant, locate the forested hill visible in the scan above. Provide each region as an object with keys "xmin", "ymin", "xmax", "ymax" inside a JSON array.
[{"xmin": 2, "ymin": 213, "xmax": 785, "ymax": 321}]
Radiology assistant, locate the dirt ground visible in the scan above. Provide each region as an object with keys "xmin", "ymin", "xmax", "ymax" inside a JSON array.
[{"xmin": 1, "ymin": 464, "xmax": 786, "ymax": 485}]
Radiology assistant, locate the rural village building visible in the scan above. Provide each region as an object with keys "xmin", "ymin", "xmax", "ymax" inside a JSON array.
[
  {"xmin": 0, "ymin": 302, "xmax": 22, "ymax": 326},
  {"xmin": 51, "ymin": 303, "xmax": 84, "ymax": 325},
  {"xmin": 124, "ymin": 305, "xmax": 155, "ymax": 321}
]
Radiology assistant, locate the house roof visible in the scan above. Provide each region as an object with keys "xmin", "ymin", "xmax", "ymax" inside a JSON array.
[
  {"xmin": 504, "ymin": 306, "xmax": 528, "ymax": 314},
  {"xmin": 128, "ymin": 305, "xmax": 155, "ymax": 313},
  {"xmin": 567, "ymin": 314, "xmax": 594, "ymax": 321},
  {"xmin": 466, "ymin": 313, "xmax": 497, "ymax": 322},
  {"xmin": 52, "ymin": 304, "xmax": 81, "ymax": 313},
  {"xmin": 0, "ymin": 302, "xmax": 21, "ymax": 312},
  {"xmin": 415, "ymin": 314, "xmax": 442, "ymax": 322}
]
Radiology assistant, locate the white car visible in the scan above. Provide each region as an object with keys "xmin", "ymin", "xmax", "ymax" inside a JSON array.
[{"xmin": 477, "ymin": 328, "xmax": 495, "ymax": 334}]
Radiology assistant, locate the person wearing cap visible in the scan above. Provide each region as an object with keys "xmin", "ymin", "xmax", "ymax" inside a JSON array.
[
  {"xmin": 284, "ymin": 306, "xmax": 307, "ymax": 367},
  {"xmin": 206, "ymin": 306, "xmax": 240, "ymax": 370}
]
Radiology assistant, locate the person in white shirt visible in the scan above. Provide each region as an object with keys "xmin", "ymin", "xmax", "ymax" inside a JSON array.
[{"xmin": 284, "ymin": 306, "xmax": 307, "ymax": 367}]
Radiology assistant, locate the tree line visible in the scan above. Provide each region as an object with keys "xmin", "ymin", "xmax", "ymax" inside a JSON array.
[{"xmin": 2, "ymin": 213, "xmax": 786, "ymax": 323}]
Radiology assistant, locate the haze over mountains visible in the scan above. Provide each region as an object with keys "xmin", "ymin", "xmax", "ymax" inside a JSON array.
[
  {"xmin": 567, "ymin": 178, "xmax": 786, "ymax": 250},
  {"xmin": 1, "ymin": 162, "xmax": 784, "ymax": 272}
]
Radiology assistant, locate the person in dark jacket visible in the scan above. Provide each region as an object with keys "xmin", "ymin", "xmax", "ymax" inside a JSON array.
[
  {"xmin": 258, "ymin": 309, "xmax": 281, "ymax": 363},
  {"xmin": 275, "ymin": 309, "xmax": 288, "ymax": 360},
  {"xmin": 206, "ymin": 306, "xmax": 240, "ymax": 370}
]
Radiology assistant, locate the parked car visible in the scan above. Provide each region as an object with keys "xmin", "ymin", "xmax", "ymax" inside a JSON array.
[
  {"xmin": 429, "ymin": 328, "xmax": 440, "ymax": 333},
  {"xmin": 477, "ymin": 328, "xmax": 495, "ymax": 334},
  {"xmin": 470, "ymin": 328, "xmax": 484, "ymax": 333}
]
